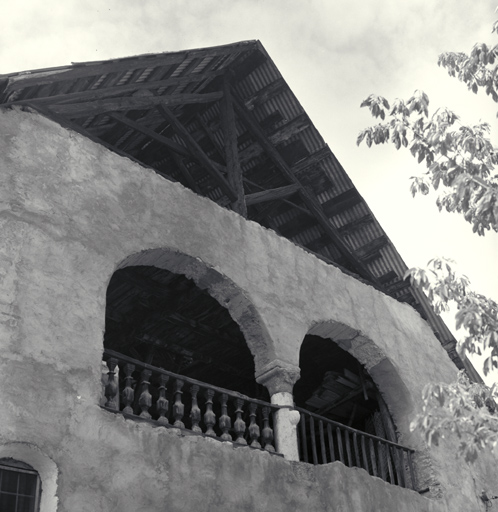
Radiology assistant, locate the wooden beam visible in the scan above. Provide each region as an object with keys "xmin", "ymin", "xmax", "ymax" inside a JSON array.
[
  {"xmin": 244, "ymin": 78, "xmax": 286, "ymax": 110},
  {"xmin": 239, "ymin": 113, "xmax": 310, "ymax": 162},
  {"xmin": 321, "ymin": 189, "xmax": 362, "ymax": 217},
  {"xmin": 378, "ymin": 270, "xmax": 398, "ymax": 284},
  {"xmin": 337, "ymin": 214, "xmax": 374, "ymax": 235},
  {"xmin": 269, "ymin": 114, "xmax": 310, "ymax": 145},
  {"xmin": 7, "ymin": 71, "xmax": 225, "ymax": 107},
  {"xmin": 291, "ymin": 146, "xmax": 331, "ymax": 175},
  {"xmin": 157, "ymin": 105, "xmax": 237, "ymax": 201},
  {"xmin": 232, "ymin": 93, "xmax": 379, "ymax": 284},
  {"xmin": 386, "ymin": 279, "xmax": 412, "ymax": 295},
  {"xmin": 195, "ymin": 113, "xmax": 225, "ymax": 161},
  {"xmin": 245, "ymin": 184, "xmax": 301, "ymax": 206},
  {"xmin": 169, "ymin": 151, "xmax": 202, "ymax": 194},
  {"xmin": 221, "ymin": 74, "xmax": 247, "ymax": 216},
  {"xmin": 356, "ymin": 235, "xmax": 388, "ymax": 262},
  {"xmin": 49, "ymin": 91, "xmax": 223, "ymax": 117},
  {"xmin": 243, "ymin": 177, "xmax": 311, "ymax": 215},
  {"xmin": 109, "ymin": 113, "xmax": 191, "ymax": 158}
]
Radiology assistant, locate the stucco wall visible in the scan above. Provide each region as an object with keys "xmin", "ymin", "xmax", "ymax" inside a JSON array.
[{"xmin": 0, "ymin": 106, "xmax": 496, "ymax": 511}]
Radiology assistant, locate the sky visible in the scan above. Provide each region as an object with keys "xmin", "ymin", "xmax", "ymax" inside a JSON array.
[{"xmin": 2, "ymin": 0, "xmax": 497, "ymax": 380}]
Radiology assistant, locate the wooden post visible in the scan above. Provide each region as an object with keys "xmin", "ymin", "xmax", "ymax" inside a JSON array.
[
  {"xmin": 221, "ymin": 75, "xmax": 247, "ymax": 216},
  {"xmin": 327, "ymin": 423, "xmax": 335, "ymax": 462}
]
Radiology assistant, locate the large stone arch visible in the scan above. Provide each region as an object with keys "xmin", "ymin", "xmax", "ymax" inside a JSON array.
[{"xmin": 111, "ymin": 247, "xmax": 278, "ymax": 377}]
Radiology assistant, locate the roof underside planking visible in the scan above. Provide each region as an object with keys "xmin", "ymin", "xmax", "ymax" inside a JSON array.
[{"xmin": 0, "ymin": 40, "xmax": 477, "ymax": 377}]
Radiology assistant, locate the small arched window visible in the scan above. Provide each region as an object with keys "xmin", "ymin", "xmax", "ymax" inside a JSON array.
[{"xmin": 0, "ymin": 458, "xmax": 41, "ymax": 512}]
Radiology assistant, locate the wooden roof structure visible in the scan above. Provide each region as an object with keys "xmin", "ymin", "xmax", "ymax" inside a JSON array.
[{"xmin": 0, "ymin": 40, "xmax": 476, "ymax": 376}]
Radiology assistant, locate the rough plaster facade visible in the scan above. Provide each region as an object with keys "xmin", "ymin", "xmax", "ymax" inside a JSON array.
[{"xmin": 0, "ymin": 106, "xmax": 497, "ymax": 511}]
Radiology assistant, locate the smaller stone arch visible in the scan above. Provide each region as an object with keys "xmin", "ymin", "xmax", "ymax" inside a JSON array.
[
  {"xmin": 0, "ymin": 442, "xmax": 58, "ymax": 512},
  {"xmin": 289, "ymin": 319, "xmax": 432, "ymax": 490},
  {"xmin": 305, "ymin": 320, "xmax": 414, "ymax": 434}
]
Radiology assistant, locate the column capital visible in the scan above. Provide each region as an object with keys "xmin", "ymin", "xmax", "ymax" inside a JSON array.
[{"xmin": 256, "ymin": 359, "xmax": 300, "ymax": 395}]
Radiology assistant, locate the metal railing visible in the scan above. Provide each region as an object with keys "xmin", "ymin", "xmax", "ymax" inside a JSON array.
[
  {"xmin": 102, "ymin": 349, "xmax": 279, "ymax": 452},
  {"xmin": 296, "ymin": 407, "xmax": 416, "ymax": 489}
]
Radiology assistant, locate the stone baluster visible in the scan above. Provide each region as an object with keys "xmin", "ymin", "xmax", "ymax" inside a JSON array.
[
  {"xmin": 105, "ymin": 358, "xmax": 119, "ymax": 410},
  {"xmin": 261, "ymin": 406, "xmax": 275, "ymax": 452},
  {"xmin": 156, "ymin": 374, "xmax": 170, "ymax": 425},
  {"xmin": 173, "ymin": 379, "xmax": 185, "ymax": 428},
  {"xmin": 190, "ymin": 385, "xmax": 202, "ymax": 433},
  {"xmin": 138, "ymin": 369, "xmax": 152, "ymax": 419},
  {"xmin": 233, "ymin": 398, "xmax": 247, "ymax": 445},
  {"xmin": 219, "ymin": 393, "xmax": 232, "ymax": 441},
  {"xmin": 248, "ymin": 402, "xmax": 261, "ymax": 448},
  {"xmin": 121, "ymin": 363, "xmax": 135, "ymax": 414},
  {"xmin": 204, "ymin": 389, "xmax": 216, "ymax": 437}
]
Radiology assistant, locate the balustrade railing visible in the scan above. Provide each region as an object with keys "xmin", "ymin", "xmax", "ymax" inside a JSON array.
[
  {"xmin": 296, "ymin": 407, "xmax": 416, "ymax": 490},
  {"xmin": 102, "ymin": 349, "xmax": 278, "ymax": 453}
]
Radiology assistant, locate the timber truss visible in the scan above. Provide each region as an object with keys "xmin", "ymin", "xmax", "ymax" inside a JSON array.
[{"xmin": 0, "ymin": 41, "xmax": 467, "ymax": 371}]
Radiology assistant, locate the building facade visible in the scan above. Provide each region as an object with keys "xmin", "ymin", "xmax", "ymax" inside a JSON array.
[{"xmin": 0, "ymin": 43, "xmax": 496, "ymax": 511}]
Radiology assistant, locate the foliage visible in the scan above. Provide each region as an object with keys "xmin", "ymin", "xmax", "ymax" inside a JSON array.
[
  {"xmin": 407, "ymin": 258, "xmax": 498, "ymax": 375},
  {"xmin": 410, "ymin": 371, "xmax": 498, "ymax": 463},
  {"xmin": 357, "ymin": 91, "xmax": 498, "ymax": 235},
  {"xmin": 359, "ymin": 17, "xmax": 498, "ymax": 458}
]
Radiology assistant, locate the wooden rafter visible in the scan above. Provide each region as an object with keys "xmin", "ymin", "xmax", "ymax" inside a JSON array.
[
  {"xmin": 231, "ymin": 92, "xmax": 380, "ymax": 283},
  {"xmin": 292, "ymin": 146, "xmax": 331, "ymax": 175},
  {"xmin": 49, "ymin": 92, "xmax": 223, "ymax": 117},
  {"xmin": 108, "ymin": 113, "xmax": 191, "ymax": 158},
  {"xmin": 157, "ymin": 105, "xmax": 237, "ymax": 201},
  {"xmin": 338, "ymin": 214, "xmax": 374, "ymax": 235},
  {"xmin": 243, "ymin": 77, "xmax": 286, "ymax": 110},
  {"xmin": 5, "ymin": 71, "xmax": 225, "ymax": 107},
  {"xmin": 169, "ymin": 151, "xmax": 202, "ymax": 193},
  {"xmin": 245, "ymin": 184, "xmax": 300, "ymax": 206},
  {"xmin": 240, "ymin": 113, "xmax": 310, "ymax": 162}
]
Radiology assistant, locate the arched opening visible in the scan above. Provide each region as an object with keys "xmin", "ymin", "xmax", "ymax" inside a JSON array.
[
  {"xmin": 294, "ymin": 334, "xmax": 415, "ymax": 489},
  {"xmin": 104, "ymin": 265, "xmax": 267, "ymax": 399},
  {"xmin": 101, "ymin": 254, "xmax": 278, "ymax": 451},
  {"xmin": 295, "ymin": 335, "xmax": 387, "ymax": 432}
]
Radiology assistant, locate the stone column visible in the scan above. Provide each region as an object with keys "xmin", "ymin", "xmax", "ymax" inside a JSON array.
[{"xmin": 256, "ymin": 360, "xmax": 301, "ymax": 461}]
